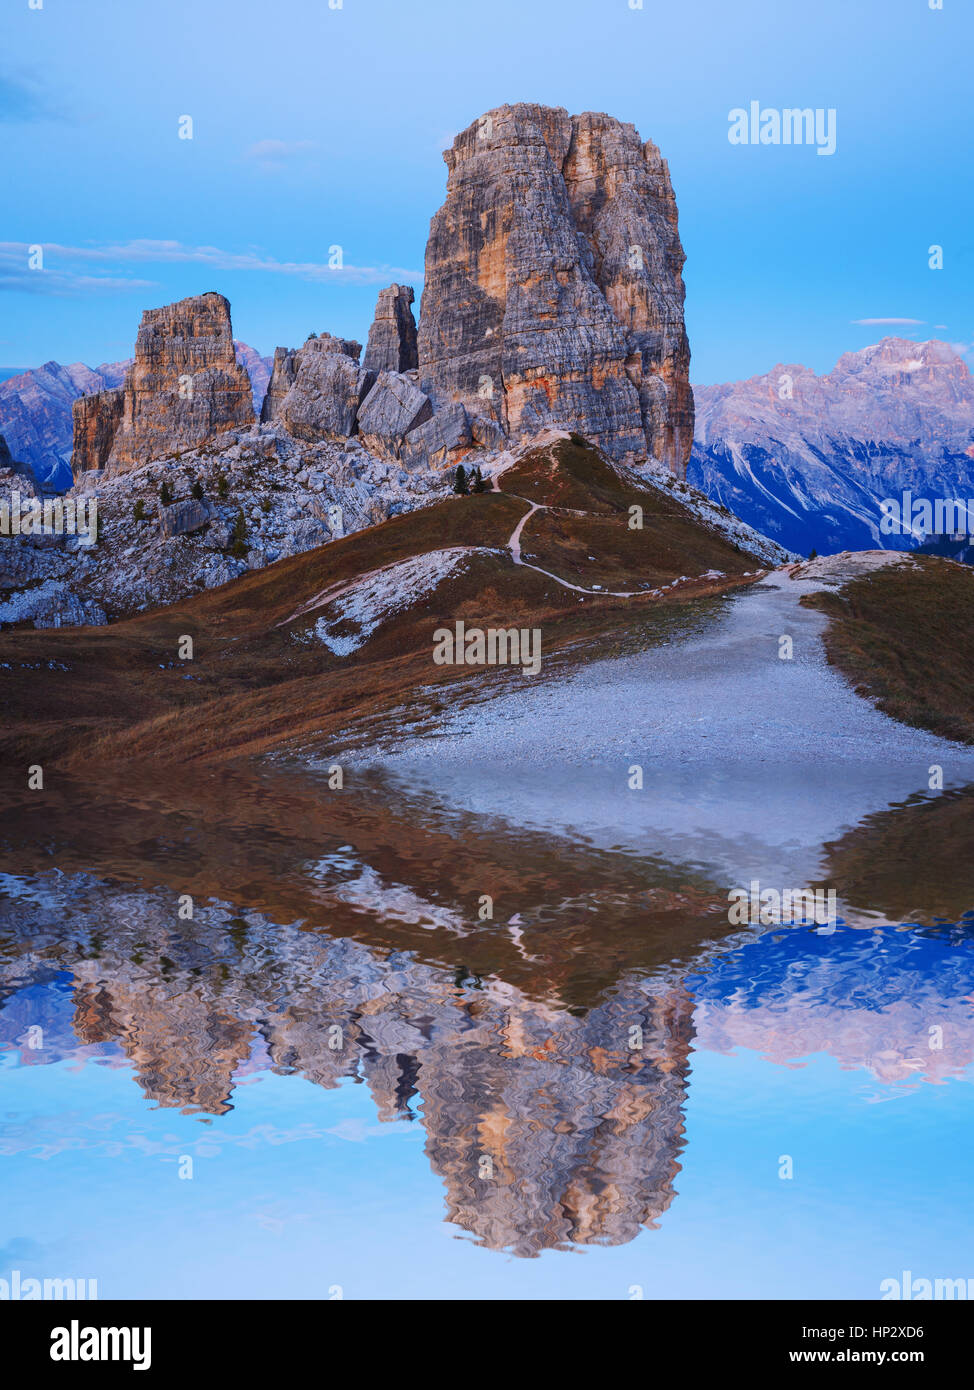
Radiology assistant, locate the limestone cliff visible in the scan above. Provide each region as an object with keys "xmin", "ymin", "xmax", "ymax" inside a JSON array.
[
  {"xmin": 260, "ymin": 333, "xmax": 374, "ymax": 443},
  {"xmin": 72, "ymin": 293, "xmax": 254, "ymax": 476},
  {"xmin": 71, "ymin": 386, "xmax": 124, "ymax": 475},
  {"xmin": 363, "ymin": 284, "xmax": 419, "ymax": 374},
  {"xmin": 417, "ymin": 104, "xmax": 693, "ymax": 474}
]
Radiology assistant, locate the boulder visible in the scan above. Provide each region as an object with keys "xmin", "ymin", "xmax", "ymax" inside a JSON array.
[
  {"xmin": 261, "ymin": 335, "xmax": 373, "ymax": 443},
  {"xmin": 402, "ymin": 402, "xmax": 471, "ymax": 470},
  {"xmin": 158, "ymin": 498, "xmax": 210, "ymax": 539},
  {"xmin": 356, "ymin": 371, "xmax": 433, "ymax": 454}
]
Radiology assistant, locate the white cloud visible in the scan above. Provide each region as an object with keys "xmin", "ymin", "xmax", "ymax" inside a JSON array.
[
  {"xmin": 244, "ymin": 139, "xmax": 318, "ymax": 172},
  {"xmin": 851, "ymin": 317, "xmax": 925, "ymax": 326},
  {"xmin": 0, "ymin": 240, "xmax": 423, "ymax": 293}
]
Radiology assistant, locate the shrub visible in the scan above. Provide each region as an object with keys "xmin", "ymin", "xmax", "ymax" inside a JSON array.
[
  {"xmin": 133, "ymin": 499, "xmax": 146, "ymax": 523},
  {"xmin": 158, "ymin": 481, "xmax": 174, "ymax": 506},
  {"xmin": 191, "ymin": 481, "xmax": 205, "ymax": 501}
]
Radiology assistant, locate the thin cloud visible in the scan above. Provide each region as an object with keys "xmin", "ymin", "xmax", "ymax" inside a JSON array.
[
  {"xmin": 0, "ymin": 244, "xmax": 156, "ymax": 296},
  {"xmin": 851, "ymin": 317, "xmax": 925, "ymax": 326},
  {"xmin": 244, "ymin": 139, "xmax": 318, "ymax": 173},
  {"xmin": 0, "ymin": 240, "xmax": 424, "ymax": 291},
  {"xmin": 0, "ymin": 70, "xmax": 62, "ymax": 123}
]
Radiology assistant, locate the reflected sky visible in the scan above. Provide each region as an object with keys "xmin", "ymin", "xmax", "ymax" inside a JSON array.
[{"xmin": 1, "ymin": 766, "xmax": 972, "ymax": 1298}]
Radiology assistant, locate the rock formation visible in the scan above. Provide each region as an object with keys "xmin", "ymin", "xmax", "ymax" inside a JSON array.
[
  {"xmin": 0, "ymin": 432, "xmax": 36, "ymax": 495},
  {"xmin": 417, "ymin": 103, "xmax": 693, "ymax": 474},
  {"xmin": 363, "ymin": 284, "xmax": 419, "ymax": 374},
  {"xmin": 71, "ymin": 386, "xmax": 124, "ymax": 475},
  {"xmin": 5, "ymin": 349, "xmax": 270, "ymax": 489},
  {"xmin": 71, "ymin": 293, "xmax": 254, "ymax": 477},
  {"xmin": 260, "ymin": 334, "xmax": 374, "ymax": 443},
  {"xmin": 356, "ymin": 371, "xmax": 433, "ymax": 454}
]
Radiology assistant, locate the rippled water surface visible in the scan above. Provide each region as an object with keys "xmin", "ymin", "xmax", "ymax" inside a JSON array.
[{"xmin": 1, "ymin": 765, "xmax": 972, "ymax": 1298}]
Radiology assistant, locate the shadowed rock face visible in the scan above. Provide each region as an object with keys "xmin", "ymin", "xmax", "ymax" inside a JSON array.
[
  {"xmin": 71, "ymin": 386, "xmax": 124, "ymax": 475},
  {"xmin": 363, "ymin": 284, "xmax": 419, "ymax": 374},
  {"xmin": 417, "ymin": 104, "xmax": 693, "ymax": 475},
  {"xmin": 260, "ymin": 333, "xmax": 374, "ymax": 443},
  {"xmin": 72, "ymin": 293, "xmax": 255, "ymax": 476},
  {"xmin": 0, "ymin": 431, "xmax": 36, "ymax": 494}
]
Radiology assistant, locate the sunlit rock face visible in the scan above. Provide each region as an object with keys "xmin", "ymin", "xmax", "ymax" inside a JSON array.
[
  {"xmin": 72, "ymin": 293, "xmax": 255, "ymax": 477},
  {"xmin": 417, "ymin": 104, "xmax": 693, "ymax": 475}
]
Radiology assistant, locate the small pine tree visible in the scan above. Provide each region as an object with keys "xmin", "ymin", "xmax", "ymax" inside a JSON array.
[
  {"xmin": 133, "ymin": 499, "xmax": 146, "ymax": 523},
  {"xmin": 191, "ymin": 480, "xmax": 204, "ymax": 501},
  {"xmin": 217, "ymin": 474, "xmax": 229, "ymax": 500},
  {"xmin": 808, "ymin": 548, "xmax": 818, "ymax": 561},
  {"xmin": 158, "ymin": 480, "xmax": 174, "ymax": 506},
  {"xmin": 453, "ymin": 464, "xmax": 469, "ymax": 495},
  {"xmin": 230, "ymin": 509, "xmax": 248, "ymax": 558},
  {"xmin": 471, "ymin": 466, "xmax": 487, "ymax": 494}
]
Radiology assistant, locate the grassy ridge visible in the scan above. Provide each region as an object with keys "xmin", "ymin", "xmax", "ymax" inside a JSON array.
[{"xmin": 802, "ymin": 556, "xmax": 974, "ymax": 744}]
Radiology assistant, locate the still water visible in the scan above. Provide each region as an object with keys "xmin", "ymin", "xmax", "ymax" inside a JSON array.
[{"xmin": 1, "ymin": 766, "xmax": 972, "ymax": 1299}]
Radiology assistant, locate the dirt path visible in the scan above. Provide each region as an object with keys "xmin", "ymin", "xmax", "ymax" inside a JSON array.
[{"xmin": 282, "ymin": 491, "xmax": 669, "ymax": 627}]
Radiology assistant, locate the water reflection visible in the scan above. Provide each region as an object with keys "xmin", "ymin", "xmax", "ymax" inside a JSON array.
[{"xmin": 0, "ymin": 767, "xmax": 972, "ymax": 1258}]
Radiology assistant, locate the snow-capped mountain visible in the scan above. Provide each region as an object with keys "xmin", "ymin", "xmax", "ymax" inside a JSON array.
[{"xmin": 688, "ymin": 339, "xmax": 974, "ymax": 557}]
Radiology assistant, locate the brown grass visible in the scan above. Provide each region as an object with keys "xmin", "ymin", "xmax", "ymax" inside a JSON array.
[
  {"xmin": 0, "ymin": 437, "xmax": 765, "ymax": 774},
  {"xmin": 802, "ymin": 556, "xmax": 974, "ymax": 744}
]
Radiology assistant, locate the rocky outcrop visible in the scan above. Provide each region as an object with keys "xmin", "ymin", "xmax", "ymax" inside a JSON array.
[
  {"xmin": 261, "ymin": 334, "xmax": 374, "ymax": 442},
  {"xmin": 401, "ymin": 401, "xmax": 471, "ymax": 470},
  {"xmin": 0, "ymin": 578, "xmax": 107, "ymax": 628},
  {"xmin": 71, "ymin": 386, "xmax": 125, "ymax": 476},
  {"xmin": 5, "ymin": 348, "xmax": 270, "ymax": 490},
  {"xmin": 0, "ymin": 432, "xmax": 36, "ymax": 495},
  {"xmin": 71, "ymin": 294, "xmax": 256, "ymax": 476},
  {"xmin": 417, "ymin": 104, "xmax": 693, "ymax": 474},
  {"xmin": 356, "ymin": 371, "xmax": 433, "ymax": 454},
  {"xmin": 363, "ymin": 284, "xmax": 419, "ymax": 374}
]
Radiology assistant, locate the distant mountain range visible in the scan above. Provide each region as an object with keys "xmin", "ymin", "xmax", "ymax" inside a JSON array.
[
  {"xmin": 0, "ymin": 344, "xmax": 272, "ymax": 491},
  {"xmin": 4, "ymin": 332, "xmax": 973, "ymax": 563},
  {"xmin": 688, "ymin": 339, "xmax": 974, "ymax": 557}
]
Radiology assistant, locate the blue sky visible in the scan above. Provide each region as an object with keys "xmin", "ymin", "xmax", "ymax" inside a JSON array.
[{"xmin": 1, "ymin": 0, "xmax": 971, "ymax": 382}]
